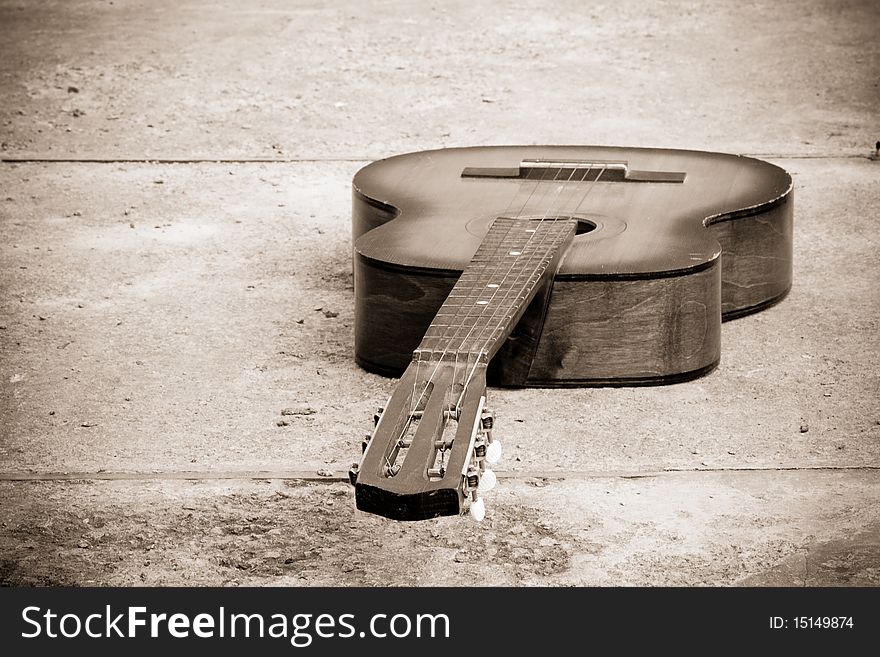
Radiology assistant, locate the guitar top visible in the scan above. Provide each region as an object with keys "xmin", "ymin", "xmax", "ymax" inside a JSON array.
[{"xmin": 348, "ymin": 146, "xmax": 793, "ymax": 520}]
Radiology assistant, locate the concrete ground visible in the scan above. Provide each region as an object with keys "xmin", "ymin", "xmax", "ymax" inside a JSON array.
[{"xmin": 0, "ymin": 0, "xmax": 878, "ymax": 586}]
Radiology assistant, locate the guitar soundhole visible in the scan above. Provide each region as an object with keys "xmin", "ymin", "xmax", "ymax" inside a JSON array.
[
  {"xmin": 575, "ymin": 219, "xmax": 597, "ymax": 235},
  {"xmin": 531, "ymin": 215, "xmax": 597, "ymax": 235}
]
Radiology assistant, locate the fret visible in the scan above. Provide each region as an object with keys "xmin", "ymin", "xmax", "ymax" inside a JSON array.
[{"xmin": 414, "ymin": 217, "xmax": 577, "ymax": 361}]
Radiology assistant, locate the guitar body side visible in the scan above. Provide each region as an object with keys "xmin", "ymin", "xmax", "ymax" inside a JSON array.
[{"xmin": 352, "ymin": 146, "xmax": 793, "ymax": 387}]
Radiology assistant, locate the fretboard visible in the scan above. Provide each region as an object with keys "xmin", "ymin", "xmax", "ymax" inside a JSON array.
[{"xmin": 415, "ymin": 216, "xmax": 576, "ymax": 363}]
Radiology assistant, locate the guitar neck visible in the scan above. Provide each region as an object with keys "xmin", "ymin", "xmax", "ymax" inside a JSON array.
[
  {"xmin": 353, "ymin": 216, "xmax": 576, "ymax": 521},
  {"xmin": 416, "ymin": 216, "xmax": 577, "ymax": 365}
]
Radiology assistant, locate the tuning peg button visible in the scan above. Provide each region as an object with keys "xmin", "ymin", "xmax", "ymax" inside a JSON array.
[
  {"xmin": 477, "ymin": 468, "xmax": 496, "ymax": 493},
  {"xmin": 485, "ymin": 440, "xmax": 502, "ymax": 464},
  {"xmin": 469, "ymin": 497, "xmax": 485, "ymax": 522}
]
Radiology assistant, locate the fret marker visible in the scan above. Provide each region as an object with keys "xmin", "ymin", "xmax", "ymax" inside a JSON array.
[
  {"xmin": 476, "ymin": 300, "xmax": 489, "ymax": 305},
  {"xmin": 508, "ymin": 251, "xmax": 521, "ymax": 256},
  {"xmin": 526, "ymin": 229, "xmax": 536, "ymax": 233},
  {"xmin": 487, "ymin": 283, "xmax": 499, "ymax": 288}
]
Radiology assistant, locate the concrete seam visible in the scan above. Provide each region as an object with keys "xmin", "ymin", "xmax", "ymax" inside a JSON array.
[{"xmin": 0, "ymin": 465, "xmax": 877, "ymax": 483}]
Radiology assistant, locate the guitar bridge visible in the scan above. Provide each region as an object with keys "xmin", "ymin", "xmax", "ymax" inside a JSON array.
[{"xmin": 461, "ymin": 159, "xmax": 686, "ymax": 183}]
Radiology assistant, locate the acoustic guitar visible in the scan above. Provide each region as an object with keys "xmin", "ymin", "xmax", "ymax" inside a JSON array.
[{"xmin": 347, "ymin": 146, "xmax": 792, "ymax": 521}]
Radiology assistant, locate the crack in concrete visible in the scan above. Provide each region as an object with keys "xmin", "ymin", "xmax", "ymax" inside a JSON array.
[
  {"xmin": 0, "ymin": 464, "xmax": 877, "ymax": 482},
  {"xmin": 1, "ymin": 154, "xmax": 876, "ymax": 164}
]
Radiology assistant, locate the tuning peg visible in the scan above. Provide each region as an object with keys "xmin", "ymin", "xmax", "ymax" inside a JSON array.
[
  {"xmin": 469, "ymin": 496, "xmax": 485, "ymax": 522},
  {"xmin": 480, "ymin": 409, "xmax": 494, "ymax": 430},
  {"xmin": 477, "ymin": 468, "xmax": 496, "ymax": 493},
  {"xmin": 361, "ymin": 433, "xmax": 371, "ymax": 453},
  {"xmin": 372, "ymin": 407, "xmax": 384, "ymax": 427},
  {"xmin": 348, "ymin": 462, "xmax": 359, "ymax": 486},
  {"xmin": 485, "ymin": 440, "xmax": 502, "ymax": 464},
  {"xmin": 466, "ymin": 466, "xmax": 480, "ymax": 492}
]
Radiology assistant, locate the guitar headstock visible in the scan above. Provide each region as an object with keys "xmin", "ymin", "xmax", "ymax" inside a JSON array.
[{"xmin": 350, "ymin": 359, "xmax": 501, "ymax": 521}]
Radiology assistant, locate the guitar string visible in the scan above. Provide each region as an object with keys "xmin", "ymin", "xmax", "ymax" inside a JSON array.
[
  {"xmin": 388, "ymin": 158, "xmax": 608, "ymax": 478},
  {"xmin": 406, "ymin": 160, "xmax": 593, "ymax": 469},
  {"xmin": 385, "ymin": 166, "xmax": 553, "ymax": 476},
  {"xmin": 457, "ymin": 163, "xmax": 593, "ymax": 359},
  {"xmin": 447, "ymin": 163, "xmax": 584, "ymax": 401},
  {"xmin": 406, "ymin": 160, "xmax": 553, "ymax": 417},
  {"xmin": 443, "ymin": 163, "xmax": 575, "ymax": 410},
  {"xmin": 388, "ymin": 161, "xmax": 557, "ymax": 474},
  {"xmin": 404, "ymin": 162, "xmax": 557, "ymax": 425},
  {"xmin": 407, "ymin": 163, "xmax": 521, "ymax": 404},
  {"xmin": 453, "ymin": 164, "xmax": 605, "ymax": 408},
  {"xmin": 409, "ymin": 161, "xmax": 551, "ymax": 411},
  {"xmin": 428, "ymin": 162, "xmax": 574, "ymax": 473},
  {"xmin": 464, "ymin": 164, "xmax": 608, "ymax": 375},
  {"xmin": 465, "ymin": 162, "xmax": 605, "ymax": 363}
]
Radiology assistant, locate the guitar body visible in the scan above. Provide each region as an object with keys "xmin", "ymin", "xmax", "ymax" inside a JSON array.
[{"xmin": 352, "ymin": 145, "xmax": 793, "ymax": 387}]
